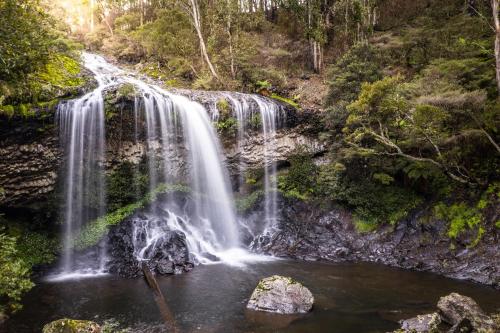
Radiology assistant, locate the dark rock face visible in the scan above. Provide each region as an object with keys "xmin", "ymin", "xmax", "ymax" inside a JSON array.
[
  {"xmin": 259, "ymin": 199, "xmax": 500, "ymax": 288},
  {"xmin": 0, "ymin": 117, "xmax": 60, "ymax": 208},
  {"xmin": 107, "ymin": 213, "xmax": 194, "ymax": 277}
]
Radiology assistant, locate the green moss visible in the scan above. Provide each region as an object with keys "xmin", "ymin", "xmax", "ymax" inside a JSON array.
[
  {"xmin": 107, "ymin": 162, "xmax": 149, "ymax": 211},
  {"xmin": 42, "ymin": 319, "xmax": 100, "ymax": 333},
  {"xmin": 117, "ymin": 83, "xmax": 136, "ymax": 100},
  {"xmin": 37, "ymin": 54, "xmax": 83, "ymax": 88},
  {"xmin": 0, "ymin": 105, "xmax": 15, "ymax": 118},
  {"xmin": 354, "ymin": 218, "xmax": 378, "ymax": 234},
  {"xmin": 73, "ymin": 183, "xmax": 190, "ymax": 250},
  {"xmin": 270, "ymin": 93, "xmax": 299, "ymax": 109},
  {"xmin": 216, "ymin": 98, "xmax": 231, "ymax": 117}
]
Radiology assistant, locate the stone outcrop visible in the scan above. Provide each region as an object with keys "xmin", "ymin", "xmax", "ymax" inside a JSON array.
[
  {"xmin": 247, "ymin": 275, "xmax": 314, "ymax": 314},
  {"xmin": 260, "ymin": 200, "xmax": 500, "ymax": 288},
  {"xmin": 437, "ymin": 293, "xmax": 497, "ymax": 332},
  {"xmin": 393, "ymin": 293, "xmax": 499, "ymax": 333},
  {"xmin": 0, "ymin": 117, "xmax": 60, "ymax": 208},
  {"xmin": 399, "ymin": 313, "xmax": 441, "ymax": 333},
  {"xmin": 106, "ymin": 211, "xmax": 194, "ymax": 277},
  {"xmin": 42, "ymin": 319, "xmax": 101, "ymax": 333}
]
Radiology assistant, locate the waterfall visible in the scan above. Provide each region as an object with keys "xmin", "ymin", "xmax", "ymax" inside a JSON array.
[
  {"xmin": 55, "ymin": 54, "xmax": 122, "ymax": 278},
  {"xmin": 53, "ymin": 53, "xmax": 282, "ymax": 279},
  {"xmin": 126, "ymin": 81, "xmax": 241, "ymax": 263},
  {"xmin": 219, "ymin": 94, "xmax": 284, "ymax": 233}
]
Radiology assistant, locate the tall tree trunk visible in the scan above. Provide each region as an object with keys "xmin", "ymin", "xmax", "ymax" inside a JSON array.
[
  {"xmin": 140, "ymin": 0, "xmax": 144, "ymax": 25},
  {"xmin": 189, "ymin": 0, "xmax": 219, "ymax": 80},
  {"xmin": 90, "ymin": 0, "xmax": 95, "ymax": 32},
  {"xmin": 492, "ymin": 0, "xmax": 500, "ymax": 96},
  {"xmin": 226, "ymin": 0, "xmax": 236, "ymax": 79}
]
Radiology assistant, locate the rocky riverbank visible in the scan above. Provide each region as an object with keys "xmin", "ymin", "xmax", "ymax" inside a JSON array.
[{"xmin": 257, "ymin": 199, "xmax": 500, "ymax": 288}]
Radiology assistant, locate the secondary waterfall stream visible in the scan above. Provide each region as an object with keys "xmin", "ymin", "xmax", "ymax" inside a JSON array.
[{"xmin": 52, "ymin": 53, "xmax": 284, "ymax": 279}]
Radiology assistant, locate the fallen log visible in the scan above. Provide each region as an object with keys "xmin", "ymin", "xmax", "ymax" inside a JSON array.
[{"xmin": 142, "ymin": 261, "xmax": 179, "ymax": 333}]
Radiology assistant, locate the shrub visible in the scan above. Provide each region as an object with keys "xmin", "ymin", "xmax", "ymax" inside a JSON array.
[
  {"xmin": 0, "ymin": 233, "xmax": 34, "ymax": 314},
  {"xmin": 278, "ymin": 149, "xmax": 318, "ymax": 201},
  {"xmin": 434, "ymin": 202, "xmax": 483, "ymax": 246}
]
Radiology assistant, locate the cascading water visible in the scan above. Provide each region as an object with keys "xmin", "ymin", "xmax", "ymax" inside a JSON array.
[
  {"xmin": 219, "ymin": 94, "xmax": 284, "ymax": 234},
  {"xmin": 53, "ymin": 54, "xmax": 123, "ymax": 279},
  {"xmin": 53, "ymin": 53, "xmax": 282, "ymax": 280},
  {"xmin": 126, "ymin": 80, "xmax": 242, "ymax": 264}
]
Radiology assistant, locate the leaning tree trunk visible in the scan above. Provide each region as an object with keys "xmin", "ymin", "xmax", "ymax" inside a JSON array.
[
  {"xmin": 189, "ymin": 0, "xmax": 220, "ymax": 80},
  {"xmin": 492, "ymin": 0, "xmax": 500, "ymax": 96}
]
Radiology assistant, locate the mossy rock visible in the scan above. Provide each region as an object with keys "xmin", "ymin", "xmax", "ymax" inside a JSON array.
[
  {"xmin": 247, "ymin": 275, "xmax": 314, "ymax": 314},
  {"xmin": 42, "ymin": 319, "xmax": 101, "ymax": 333}
]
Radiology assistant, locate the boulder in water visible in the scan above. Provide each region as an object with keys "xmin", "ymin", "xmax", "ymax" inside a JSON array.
[
  {"xmin": 399, "ymin": 313, "xmax": 441, "ymax": 332},
  {"xmin": 437, "ymin": 292, "xmax": 497, "ymax": 332},
  {"xmin": 107, "ymin": 215, "xmax": 194, "ymax": 277},
  {"xmin": 247, "ymin": 275, "xmax": 314, "ymax": 314},
  {"xmin": 42, "ymin": 319, "xmax": 100, "ymax": 333}
]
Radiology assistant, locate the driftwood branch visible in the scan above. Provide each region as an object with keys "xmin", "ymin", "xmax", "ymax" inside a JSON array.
[{"xmin": 142, "ymin": 262, "xmax": 179, "ymax": 333}]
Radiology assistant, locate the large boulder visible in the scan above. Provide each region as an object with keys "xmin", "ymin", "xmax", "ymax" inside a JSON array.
[
  {"xmin": 247, "ymin": 275, "xmax": 314, "ymax": 314},
  {"xmin": 437, "ymin": 293, "xmax": 497, "ymax": 332},
  {"xmin": 107, "ymin": 213, "xmax": 194, "ymax": 277},
  {"xmin": 399, "ymin": 313, "xmax": 441, "ymax": 333},
  {"xmin": 42, "ymin": 319, "xmax": 101, "ymax": 333}
]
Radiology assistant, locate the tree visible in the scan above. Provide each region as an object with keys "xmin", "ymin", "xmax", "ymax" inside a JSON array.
[
  {"xmin": 0, "ymin": 0, "xmax": 54, "ymax": 81},
  {"xmin": 491, "ymin": 0, "xmax": 500, "ymax": 95},
  {"xmin": 345, "ymin": 77, "xmax": 496, "ymax": 185},
  {"xmin": 179, "ymin": 0, "xmax": 220, "ymax": 80}
]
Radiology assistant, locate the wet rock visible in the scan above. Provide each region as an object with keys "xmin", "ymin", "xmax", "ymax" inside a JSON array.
[
  {"xmin": 399, "ymin": 313, "xmax": 441, "ymax": 332},
  {"xmin": 437, "ymin": 293, "xmax": 497, "ymax": 332},
  {"xmin": 42, "ymin": 319, "xmax": 101, "ymax": 333},
  {"xmin": 107, "ymin": 214, "xmax": 193, "ymax": 277},
  {"xmin": 247, "ymin": 275, "xmax": 314, "ymax": 314},
  {"xmin": 261, "ymin": 200, "xmax": 500, "ymax": 288}
]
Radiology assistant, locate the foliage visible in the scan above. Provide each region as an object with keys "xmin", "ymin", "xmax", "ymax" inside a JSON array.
[
  {"xmin": 434, "ymin": 203, "xmax": 483, "ymax": 246},
  {"xmin": 214, "ymin": 117, "xmax": 238, "ymax": 136},
  {"xmin": 317, "ymin": 162, "xmax": 423, "ymax": 226},
  {"xmin": 235, "ymin": 190, "xmax": 264, "ymax": 213},
  {"xmin": 278, "ymin": 149, "xmax": 318, "ymax": 201},
  {"xmin": 434, "ymin": 183, "xmax": 500, "ymax": 247},
  {"xmin": 326, "ymin": 43, "xmax": 381, "ymax": 105},
  {"xmin": 0, "ymin": 233, "xmax": 34, "ymax": 314},
  {"xmin": 16, "ymin": 232, "xmax": 58, "ymax": 268},
  {"xmin": 107, "ymin": 162, "xmax": 148, "ymax": 212},
  {"xmin": 0, "ymin": 0, "xmax": 54, "ymax": 81}
]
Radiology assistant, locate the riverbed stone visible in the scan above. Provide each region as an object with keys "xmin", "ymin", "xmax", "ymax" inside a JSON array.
[
  {"xmin": 42, "ymin": 319, "xmax": 101, "ymax": 333},
  {"xmin": 247, "ymin": 275, "xmax": 314, "ymax": 314},
  {"xmin": 437, "ymin": 292, "xmax": 497, "ymax": 331},
  {"xmin": 399, "ymin": 313, "xmax": 441, "ymax": 332}
]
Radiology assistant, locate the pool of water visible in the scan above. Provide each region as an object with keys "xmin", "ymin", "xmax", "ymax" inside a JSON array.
[{"xmin": 3, "ymin": 261, "xmax": 500, "ymax": 333}]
